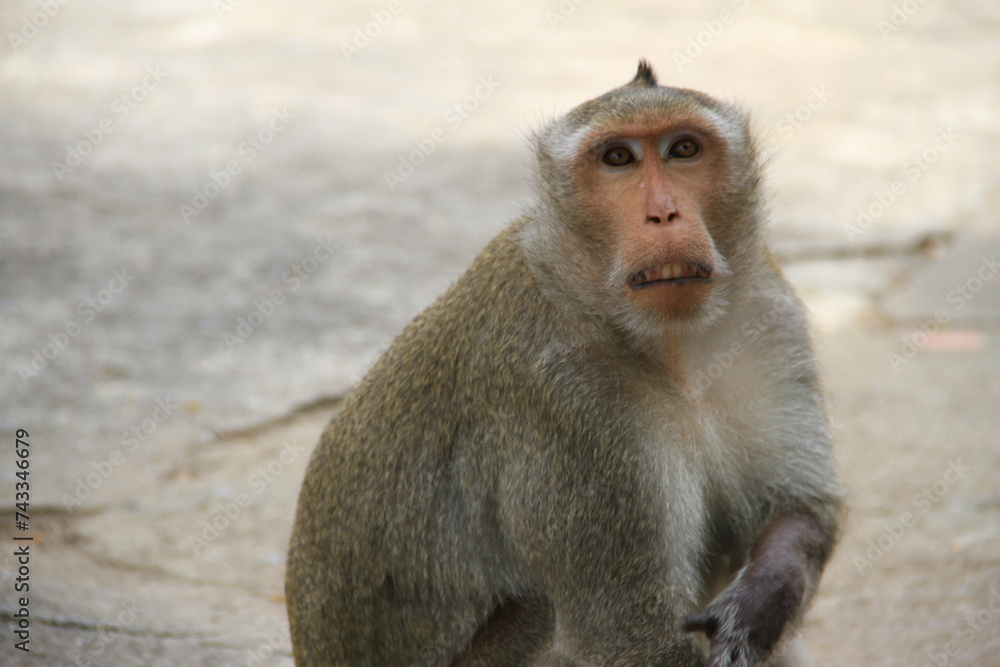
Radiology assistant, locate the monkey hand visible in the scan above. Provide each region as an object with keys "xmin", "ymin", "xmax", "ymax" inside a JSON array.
[{"xmin": 681, "ymin": 558, "xmax": 804, "ymax": 667}]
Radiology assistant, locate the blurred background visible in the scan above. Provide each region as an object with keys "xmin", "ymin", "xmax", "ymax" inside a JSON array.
[{"xmin": 1, "ymin": 1, "xmax": 998, "ymax": 665}]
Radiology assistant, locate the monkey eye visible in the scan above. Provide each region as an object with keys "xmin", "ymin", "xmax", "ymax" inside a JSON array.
[
  {"xmin": 667, "ymin": 137, "xmax": 700, "ymax": 159},
  {"xmin": 601, "ymin": 146, "xmax": 637, "ymax": 167}
]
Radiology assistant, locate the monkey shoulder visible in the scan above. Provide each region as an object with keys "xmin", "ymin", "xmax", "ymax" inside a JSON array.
[{"xmin": 329, "ymin": 221, "xmax": 559, "ymax": 440}]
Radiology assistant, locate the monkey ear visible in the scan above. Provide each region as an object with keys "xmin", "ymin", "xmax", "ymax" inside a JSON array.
[{"xmin": 632, "ymin": 59, "xmax": 658, "ymax": 87}]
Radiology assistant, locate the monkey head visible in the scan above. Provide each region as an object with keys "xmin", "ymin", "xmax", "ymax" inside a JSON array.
[{"xmin": 527, "ymin": 61, "xmax": 766, "ymax": 344}]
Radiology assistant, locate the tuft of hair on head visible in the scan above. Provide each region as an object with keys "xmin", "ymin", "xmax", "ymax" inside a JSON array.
[{"xmin": 631, "ymin": 59, "xmax": 659, "ymax": 88}]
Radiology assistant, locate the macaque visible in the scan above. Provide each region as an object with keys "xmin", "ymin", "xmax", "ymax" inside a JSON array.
[{"xmin": 286, "ymin": 61, "xmax": 843, "ymax": 666}]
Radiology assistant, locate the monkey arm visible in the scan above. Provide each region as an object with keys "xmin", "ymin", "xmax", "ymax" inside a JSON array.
[{"xmin": 682, "ymin": 511, "xmax": 833, "ymax": 667}]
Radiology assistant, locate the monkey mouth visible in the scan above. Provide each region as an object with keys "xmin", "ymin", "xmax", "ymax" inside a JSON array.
[{"xmin": 628, "ymin": 262, "xmax": 713, "ymax": 288}]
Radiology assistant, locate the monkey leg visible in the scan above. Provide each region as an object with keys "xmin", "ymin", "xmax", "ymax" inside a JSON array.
[{"xmin": 451, "ymin": 597, "xmax": 555, "ymax": 666}]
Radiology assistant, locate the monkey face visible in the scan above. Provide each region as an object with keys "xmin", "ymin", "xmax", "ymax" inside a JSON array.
[{"xmin": 573, "ymin": 119, "xmax": 727, "ymax": 321}]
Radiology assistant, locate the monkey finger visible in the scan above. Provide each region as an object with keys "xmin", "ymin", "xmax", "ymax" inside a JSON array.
[
  {"xmin": 707, "ymin": 640, "xmax": 750, "ymax": 667},
  {"xmin": 681, "ymin": 609, "xmax": 720, "ymax": 638}
]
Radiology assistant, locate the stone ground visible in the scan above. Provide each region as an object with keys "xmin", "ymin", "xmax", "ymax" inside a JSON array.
[{"xmin": 1, "ymin": 1, "xmax": 999, "ymax": 665}]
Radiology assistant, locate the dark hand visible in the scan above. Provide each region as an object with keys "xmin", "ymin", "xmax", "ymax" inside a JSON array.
[{"xmin": 683, "ymin": 558, "xmax": 805, "ymax": 667}]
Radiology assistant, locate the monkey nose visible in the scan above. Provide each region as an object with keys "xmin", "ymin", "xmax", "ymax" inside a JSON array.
[{"xmin": 647, "ymin": 212, "xmax": 679, "ymax": 224}]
